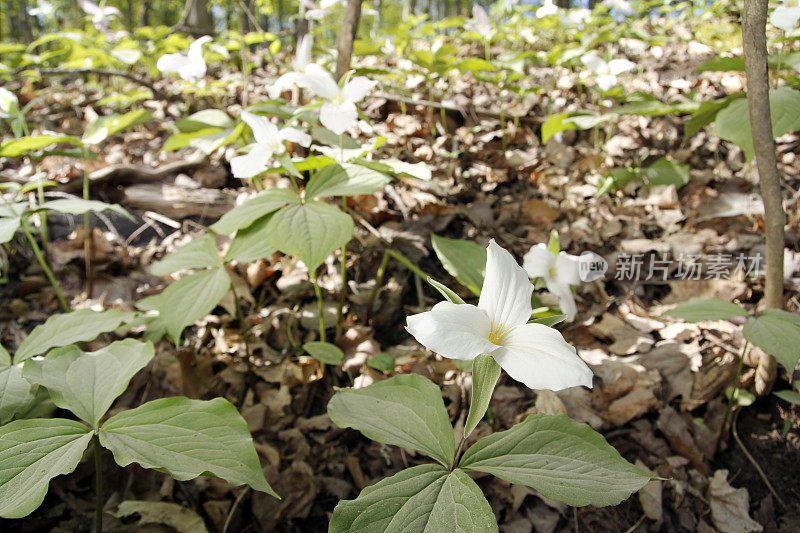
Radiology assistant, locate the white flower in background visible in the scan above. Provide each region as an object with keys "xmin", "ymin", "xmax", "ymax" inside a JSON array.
[
  {"xmin": 580, "ymin": 52, "xmax": 635, "ymax": 91},
  {"xmin": 78, "ymin": 0, "xmax": 120, "ymax": 30},
  {"xmin": 304, "ymin": 0, "xmax": 340, "ymax": 20},
  {"xmin": 770, "ymin": 1, "xmax": 800, "ymax": 32},
  {"xmin": 156, "ymin": 36, "xmax": 212, "ymax": 83},
  {"xmin": 28, "ymin": 0, "xmax": 55, "ymax": 17},
  {"xmin": 603, "ymin": 0, "xmax": 633, "ymax": 14},
  {"xmin": 381, "ymin": 37, "xmax": 396, "ymax": 56},
  {"xmin": 230, "ymin": 111, "xmax": 311, "ymax": 179},
  {"xmin": 536, "ymin": 0, "xmax": 559, "ymax": 18},
  {"xmin": 269, "ymin": 34, "xmax": 314, "ymax": 99},
  {"xmin": 523, "ymin": 244, "xmax": 583, "ymax": 322},
  {"xmin": 0, "ymin": 88, "xmax": 19, "ymax": 119},
  {"xmin": 299, "ymin": 67, "xmax": 377, "ymax": 135},
  {"xmin": 406, "ymin": 240, "xmax": 593, "ymax": 391},
  {"xmin": 466, "ymin": 4, "xmax": 493, "ymax": 39},
  {"xmin": 560, "ymin": 8, "xmax": 591, "ymax": 26}
]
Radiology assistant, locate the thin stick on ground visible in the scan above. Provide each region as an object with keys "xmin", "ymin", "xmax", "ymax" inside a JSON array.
[{"xmin": 732, "ymin": 409, "xmax": 787, "ymax": 509}]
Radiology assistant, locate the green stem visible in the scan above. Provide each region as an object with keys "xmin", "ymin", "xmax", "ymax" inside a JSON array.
[
  {"xmin": 386, "ymin": 249, "xmax": 429, "ymax": 279},
  {"xmin": 336, "ymin": 196, "xmax": 348, "ymax": 339},
  {"xmin": 286, "ymin": 305, "xmax": 301, "ymax": 351},
  {"xmin": 428, "ymin": 82, "xmax": 437, "ymax": 137},
  {"xmin": 366, "ymin": 249, "xmax": 433, "ymax": 320},
  {"xmin": 366, "ymin": 249, "xmax": 391, "ymax": 317},
  {"xmin": 775, "ymin": 38, "xmax": 786, "ymax": 89},
  {"xmin": 21, "ymin": 220, "xmax": 69, "ymax": 312},
  {"xmin": 82, "ymin": 150, "xmax": 94, "ymax": 298},
  {"xmin": 311, "ymin": 270, "xmax": 326, "ymax": 342},
  {"xmin": 714, "ymin": 340, "xmax": 750, "ymax": 455},
  {"xmin": 93, "ymin": 434, "xmax": 103, "ymax": 533},
  {"xmin": 499, "ymin": 105, "xmax": 507, "ymax": 153},
  {"xmin": 36, "ymin": 176, "xmax": 48, "ymax": 252},
  {"xmin": 229, "ymin": 279, "xmax": 251, "ymax": 359},
  {"xmin": 451, "ymin": 433, "xmax": 466, "ymax": 472}
]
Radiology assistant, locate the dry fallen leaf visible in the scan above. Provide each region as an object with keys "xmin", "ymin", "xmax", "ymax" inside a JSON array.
[
  {"xmin": 111, "ymin": 500, "xmax": 208, "ymax": 533},
  {"xmin": 708, "ymin": 469, "xmax": 763, "ymax": 533}
]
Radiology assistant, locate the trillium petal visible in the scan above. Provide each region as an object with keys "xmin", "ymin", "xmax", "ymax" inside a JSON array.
[
  {"xmin": 406, "ymin": 302, "xmax": 496, "ymax": 361},
  {"xmin": 341, "ymin": 76, "xmax": 378, "ymax": 103},
  {"xmin": 581, "ymin": 53, "xmax": 605, "ymax": 73},
  {"xmin": 269, "ymin": 72, "xmax": 303, "ymax": 99},
  {"xmin": 478, "ymin": 240, "xmax": 534, "ymax": 328},
  {"xmin": 320, "ymin": 101, "xmax": 357, "ymax": 135},
  {"xmin": 554, "ymin": 252, "xmax": 581, "ymax": 286},
  {"xmin": 230, "ymin": 144, "xmax": 272, "ymax": 179},
  {"xmin": 472, "ymin": 4, "xmax": 490, "ymax": 26},
  {"xmin": 156, "ymin": 52, "xmax": 188, "ymax": 74},
  {"xmin": 522, "ymin": 243, "xmax": 554, "ymax": 279},
  {"xmin": 299, "ymin": 64, "xmax": 340, "ymax": 100},
  {"xmin": 492, "ymin": 323, "xmax": 593, "ymax": 390},
  {"xmin": 241, "ymin": 111, "xmax": 279, "ymax": 146},
  {"xmin": 188, "ymin": 35, "xmax": 212, "ymax": 60},
  {"xmin": 608, "ymin": 58, "xmax": 635, "ymax": 75},
  {"xmin": 178, "ymin": 57, "xmax": 207, "ymax": 82},
  {"xmin": 595, "ymin": 74, "xmax": 617, "ymax": 92},
  {"xmin": 771, "ymin": 7, "xmax": 800, "ymax": 32},
  {"xmin": 279, "ymin": 127, "xmax": 312, "ymax": 148},
  {"xmin": 294, "ymin": 34, "xmax": 313, "ymax": 71},
  {"xmin": 548, "ymin": 281, "xmax": 578, "ymax": 322}
]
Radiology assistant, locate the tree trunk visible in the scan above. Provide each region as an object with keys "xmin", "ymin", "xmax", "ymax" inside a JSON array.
[
  {"xmin": 336, "ymin": 0, "xmax": 362, "ymax": 80},
  {"xmin": 17, "ymin": 0, "xmax": 33, "ymax": 42},
  {"xmin": 177, "ymin": 0, "xmax": 214, "ymax": 35},
  {"xmin": 742, "ymin": 0, "xmax": 785, "ymax": 310},
  {"xmin": 295, "ymin": 0, "xmax": 309, "ymax": 42},
  {"xmin": 742, "ymin": 0, "xmax": 783, "ymax": 393}
]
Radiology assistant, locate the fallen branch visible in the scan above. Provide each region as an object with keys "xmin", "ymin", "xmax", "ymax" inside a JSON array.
[
  {"xmin": 5, "ymin": 155, "xmax": 208, "ymax": 194},
  {"xmin": 371, "ymin": 91, "xmax": 542, "ymax": 126},
  {"xmin": 14, "ymin": 67, "xmax": 167, "ymax": 100}
]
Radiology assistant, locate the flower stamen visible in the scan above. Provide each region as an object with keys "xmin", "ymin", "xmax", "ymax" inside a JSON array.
[{"xmin": 488, "ymin": 321, "xmax": 512, "ymax": 345}]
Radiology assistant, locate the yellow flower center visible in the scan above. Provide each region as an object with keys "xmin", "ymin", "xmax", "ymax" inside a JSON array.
[{"xmin": 488, "ymin": 322, "xmax": 512, "ymax": 345}]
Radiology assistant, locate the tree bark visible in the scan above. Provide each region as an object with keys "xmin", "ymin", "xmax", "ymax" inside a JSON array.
[
  {"xmin": 177, "ymin": 0, "xmax": 214, "ymax": 36},
  {"xmin": 742, "ymin": 0, "xmax": 783, "ymax": 393},
  {"xmin": 336, "ymin": 0, "xmax": 362, "ymax": 80},
  {"xmin": 742, "ymin": 0, "xmax": 785, "ymax": 310}
]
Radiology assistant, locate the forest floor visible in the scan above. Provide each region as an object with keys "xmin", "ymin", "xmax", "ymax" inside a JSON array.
[{"xmin": 2, "ymin": 30, "xmax": 800, "ymax": 532}]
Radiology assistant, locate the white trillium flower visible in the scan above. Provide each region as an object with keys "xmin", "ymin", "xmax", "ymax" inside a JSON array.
[
  {"xmin": 269, "ymin": 34, "xmax": 314, "ymax": 100},
  {"xmin": 78, "ymin": 0, "xmax": 120, "ymax": 29},
  {"xmin": 523, "ymin": 244, "xmax": 582, "ymax": 322},
  {"xmin": 299, "ymin": 66, "xmax": 377, "ymax": 135},
  {"xmin": 304, "ymin": 0, "xmax": 339, "ymax": 19},
  {"xmin": 536, "ymin": 0, "xmax": 559, "ymax": 18},
  {"xmin": 0, "ymin": 87, "xmax": 19, "ymax": 119},
  {"xmin": 770, "ymin": 4, "xmax": 800, "ymax": 32},
  {"xmin": 466, "ymin": 5, "xmax": 493, "ymax": 39},
  {"xmin": 603, "ymin": 0, "xmax": 633, "ymax": 13},
  {"xmin": 381, "ymin": 37, "xmax": 396, "ymax": 56},
  {"xmin": 560, "ymin": 8, "xmax": 591, "ymax": 26},
  {"xmin": 406, "ymin": 240, "xmax": 593, "ymax": 391},
  {"xmin": 156, "ymin": 36, "xmax": 212, "ymax": 83},
  {"xmin": 28, "ymin": 0, "xmax": 55, "ymax": 17},
  {"xmin": 230, "ymin": 111, "xmax": 311, "ymax": 179},
  {"xmin": 581, "ymin": 52, "xmax": 635, "ymax": 92}
]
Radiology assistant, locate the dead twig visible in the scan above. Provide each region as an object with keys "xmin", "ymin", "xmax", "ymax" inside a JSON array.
[
  {"xmin": 15, "ymin": 67, "xmax": 167, "ymax": 100},
  {"xmin": 6, "ymin": 155, "xmax": 208, "ymax": 194},
  {"xmin": 371, "ymin": 91, "xmax": 542, "ymax": 126},
  {"xmin": 731, "ymin": 409, "xmax": 787, "ymax": 509}
]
